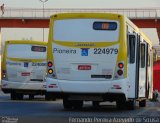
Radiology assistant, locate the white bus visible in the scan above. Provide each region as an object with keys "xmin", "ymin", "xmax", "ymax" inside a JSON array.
[
  {"xmin": 1, "ymin": 40, "xmax": 51, "ymax": 100},
  {"xmin": 46, "ymin": 13, "xmax": 153, "ymax": 110}
]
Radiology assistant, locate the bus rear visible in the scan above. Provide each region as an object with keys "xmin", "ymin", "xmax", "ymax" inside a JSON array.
[
  {"xmin": 1, "ymin": 40, "xmax": 47, "ymax": 100},
  {"xmin": 47, "ymin": 13, "xmax": 128, "ymax": 109}
]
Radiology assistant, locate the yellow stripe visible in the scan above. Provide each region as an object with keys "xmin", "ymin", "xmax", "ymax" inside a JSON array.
[
  {"xmin": 6, "ymin": 57, "xmax": 46, "ymax": 62},
  {"xmin": 53, "ymin": 40, "xmax": 119, "ymax": 48},
  {"xmin": 51, "ymin": 13, "xmax": 122, "ymax": 20}
]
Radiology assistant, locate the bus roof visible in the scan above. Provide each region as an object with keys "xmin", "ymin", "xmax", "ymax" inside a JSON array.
[
  {"xmin": 50, "ymin": 13, "xmax": 152, "ymax": 46},
  {"xmin": 50, "ymin": 13, "xmax": 124, "ymax": 20}
]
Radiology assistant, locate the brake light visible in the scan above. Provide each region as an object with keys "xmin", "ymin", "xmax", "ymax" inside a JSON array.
[
  {"xmin": 114, "ymin": 61, "xmax": 124, "ymax": 79},
  {"xmin": 118, "ymin": 63, "xmax": 124, "ymax": 68},
  {"xmin": 117, "ymin": 70, "xmax": 123, "ymax": 76},
  {"xmin": 47, "ymin": 61, "xmax": 56, "ymax": 78},
  {"xmin": 48, "ymin": 61, "xmax": 53, "ymax": 67},
  {"xmin": 2, "ymin": 70, "xmax": 6, "ymax": 74}
]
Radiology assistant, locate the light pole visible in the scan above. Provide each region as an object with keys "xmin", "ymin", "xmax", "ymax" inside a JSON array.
[{"xmin": 39, "ymin": 0, "xmax": 48, "ymax": 41}]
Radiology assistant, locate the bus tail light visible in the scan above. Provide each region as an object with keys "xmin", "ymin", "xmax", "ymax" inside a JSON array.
[
  {"xmin": 114, "ymin": 61, "xmax": 124, "ymax": 79},
  {"xmin": 47, "ymin": 61, "xmax": 56, "ymax": 78},
  {"xmin": 2, "ymin": 70, "xmax": 8, "ymax": 80},
  {"xmin": 118, "ymin": 63, "xmax": 124, "ymax": 68},
  {"xmin": 48, "ymin": 69, "xmax": 53, "ymax": 74},
  {"xmin": 117, "ymin": 70, "xmax": 123, "ymax": 76},
  {"xmin": 48, "ymin": 61, "xmax": 53, "ymax": 67}
]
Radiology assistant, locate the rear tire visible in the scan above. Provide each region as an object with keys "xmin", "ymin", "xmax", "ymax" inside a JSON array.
[
  {"xmin": 11, "ymin": 92, "xmax": 17, "ymax": 100},
  {"xmin": 116, "ymin": 100, "xmax": 126, "ymax": 110},
  {"xmin": 92, "ymin": 101, "xmax": 100, "ymax": 108},
  {"xmin": 63, "ymin": 97, "xmax": 73, "ymax": 110},
  {"xmin": 45, "ymin": 92, "xmax": 56, "ymax": 101},
  {"xmin": 139, "ymin": 100, "xmax": 146, "ymax": 107},
  {"xmin": 29, "ymin": 94, "xmax": 34, "ymax": 100},
  {"xmin": 72, "ymin": 100, "xmax": 83, "ymax": 110},
  {"xmin": 126, "ymin": 100, "xmax": 136, "ymax": 110},
  {"xmin": 17, "ymin": 93, "xmax": 23, "ymax": 100}
]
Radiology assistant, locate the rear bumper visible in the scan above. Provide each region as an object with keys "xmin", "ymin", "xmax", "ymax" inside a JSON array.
[
  {"xmin": 1, "ymin": 88, "xmax": 46, "ymax": 95},
  {"xmin": 1, "ymin": 80, "xmax": 46, "ymax": 94},
  {"xmin": 46, "ymin": 77, "xmax": 129, "ymax": 95}
]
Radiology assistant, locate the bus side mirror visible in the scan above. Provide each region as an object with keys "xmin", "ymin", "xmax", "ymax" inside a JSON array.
[{"xmin": 129, "ymin": 34, "xmax": 136, "ymax": 64}]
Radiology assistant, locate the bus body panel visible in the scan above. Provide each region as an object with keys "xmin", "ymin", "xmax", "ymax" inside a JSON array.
[
  {"xmin": 6, "ymin": 60, "xmax": 46, "ymax": 83},
  {"xmin": 1, "ymin": 41, "xmax": 47, "ymax": 93},
  {"xmin": 46, "ymin": 77, "xmax": 128, "ymax": 95},
  {"xmin": 2, "ymin": 80, "xmax": 46, "ymax": 90},
  {"xmin": 46, "ymin": 13, "xmax": 153, "ymax": 105},
  {"xmin": 53, "ymin": 43, "xmax": 119, "ymax": 81}
]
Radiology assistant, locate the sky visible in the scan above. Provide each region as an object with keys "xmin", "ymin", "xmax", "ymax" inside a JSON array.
[{"xmin": 0, "ymin": 0, "xmax": 160, "ymax": 8}]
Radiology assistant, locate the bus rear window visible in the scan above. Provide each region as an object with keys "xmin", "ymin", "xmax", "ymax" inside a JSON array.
[
  {"xmin": 7, "ymin": 44, "xmax": 46, "ymax": 59},
  {"xmin": 53, "ymin": 19, "xmax": 120, "ymax": 42},
  {"xmin": 31, "ymin": 46, "xmax": 46, "ymax": 52},
  {"xmin": 93, "ymin": 22, "xmax": 117, "ymax": 30}
]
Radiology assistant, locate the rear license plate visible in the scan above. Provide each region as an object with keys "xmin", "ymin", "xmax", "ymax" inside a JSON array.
[
  {"xmin": 21, "ymin": 72, "xmax": 30, "ymax": 76},
  {"xmin": 78, "ymin": 65, "xmax": 91, "ymax": 70}
]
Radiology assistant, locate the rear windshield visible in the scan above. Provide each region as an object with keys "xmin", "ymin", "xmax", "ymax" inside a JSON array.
[
  {"xmin": 53, "ymin": 19, "xmax": 119, "ymax": 42},
  {"xmin": 7, "ymin": 44, "xmax": 46, "ymax": 59}
]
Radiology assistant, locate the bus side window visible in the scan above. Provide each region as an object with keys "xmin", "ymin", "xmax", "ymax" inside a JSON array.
[
  {"xmin": 129, "ymin": 35, "xmax": 136, "ymax": 63},
  {"xmin": 140, "ymin": 44, "xmax": 145, "ymax": 68}
]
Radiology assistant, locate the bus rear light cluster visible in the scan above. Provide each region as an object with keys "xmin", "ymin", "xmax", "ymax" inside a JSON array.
[
  {"xmin": 2, "ymin": 70, "xmax": 8, "ymax": 80},
  {"xmin": 117, "ymin": 62, "xmax": 124, "ymax": 76},
  {"xmin": 47, "ymin": 61, "xmax": 56, "ymax": 78},
  {"xmin": 48, "ymin": 61, "xmax": 53, "ymax": 74},
  {"xmin": 2, "ymin": 70, "xmax": 6, "ymax": 78}
]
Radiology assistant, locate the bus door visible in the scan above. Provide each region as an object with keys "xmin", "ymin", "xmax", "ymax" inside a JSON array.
[
  {"xmin": 128, "ymin": 33, "xmax": 140, "ymax": 99},
  {"xmin": 139, "ymin": 42, "xmax": 148, "ymax": 98}
]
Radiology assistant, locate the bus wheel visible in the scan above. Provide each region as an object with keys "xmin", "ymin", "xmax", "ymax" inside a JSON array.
[
  {"xmin": 126, "ymin": 100, "xmax": 136, "ymax": 110},
  {"xmin": 116, "ymin": 100, "xmax": 126, "ymax": 110},
  {"xmin": 29, "ymin": 94, "xmax": 34, "ymax": 100},
  {"xmin": 11, "ymin": 92, "xmax": 17, "ymax": 100},
  {"xmin": 17, "ymin": 93, "xmax": 23, "ymax": 100},
  {"xmin": 72, "ymin": 100, "xmax": 83, "ymax": 110},
  {"xmin": 45, "ymin": 92, "xmax": 56, "ymax": 101},
  {"xmin": 92, "ymin": 101, "xmax": 100, "ymax": 108},
  {"xmin": 63, "ymin": 97, "xmax": 73, "ymax": 110},
  {"xmin": 139, "ymin": 100, "xmax": 146, "ymax": 107}
]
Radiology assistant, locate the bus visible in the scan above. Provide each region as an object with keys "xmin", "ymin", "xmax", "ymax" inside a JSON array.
[
  {"xmin": 1, "ymin": 40, "xmax": 51, "ymax": 100},
  {"xmin": 46, "ymin": 13, "xmax": 153, "ymax": 110}
]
